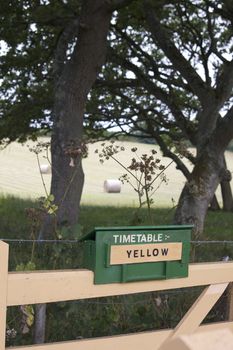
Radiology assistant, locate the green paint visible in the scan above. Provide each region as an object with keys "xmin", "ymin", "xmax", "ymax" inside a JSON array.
[{"xmin": 81, "ymin": 225, "xmax": 192, "ymax": 284}]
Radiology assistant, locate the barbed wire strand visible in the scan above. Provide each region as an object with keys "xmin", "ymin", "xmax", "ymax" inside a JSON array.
[
  {"xmin": 1, "ymin": 238, "xmax": 233, "ymax": 244},
  {"xmin": 2, "ymin": 239, "xmax": 232, "ymax": 307},
  {"xmin": 48, "ymin": 288, "xmax": 230, "ymax": 305}
]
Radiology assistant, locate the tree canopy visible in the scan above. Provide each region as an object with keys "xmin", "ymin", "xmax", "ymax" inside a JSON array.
[
  {"xmin": 0, "ymin": 0, "xmax": 63, "ymax": 143},
  {"xmin": 88, "ymin": 0, "xmax": 233, "ymax": 172},
  {"xmin": 1, "ymin": 0, "xmax": 233, "ymax": 236},
  {"xmin": 87, "ymin": 0, "xmax": 233, "ymax": 234},
  {"xmin": 0, "ymin": 0, "xmax": 132, "ymax": 228},
  {"xmin": 2, "ymin": 0, "xmax": 233, "ymax": 153}
]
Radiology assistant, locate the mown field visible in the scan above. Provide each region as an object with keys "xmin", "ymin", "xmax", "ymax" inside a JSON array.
[{"xmin": 1, "ymin": 138, "xmax": 233, "ymax": 207}]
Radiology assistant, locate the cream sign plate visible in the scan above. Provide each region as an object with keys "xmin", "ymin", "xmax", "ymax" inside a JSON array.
[{"xmin": 110, "ymin": 242, "xmax": 182, "ymax": 265}]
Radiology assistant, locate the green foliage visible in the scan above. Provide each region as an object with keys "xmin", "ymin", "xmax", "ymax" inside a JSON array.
[
  {"xmin": 3, "ymin": 0, "xmax": 232, "ymax": 150},
  {"xmin": 42, "ymin": 194, "xmax": 58, "ymax": 215},
  {"xmin": 16, "ymin": 261, "xmax": 36, "ymax": 271},
  {"xmin": 0, "ymin": 0, "xmax": 82, "ymax": 145},
  {"xmin": 58, "ymin": 223, "xmax": 83, "ymax": 240},
  {"xmin": 0, "ymin": 196, "xmax": 32, "ymax": 239}
]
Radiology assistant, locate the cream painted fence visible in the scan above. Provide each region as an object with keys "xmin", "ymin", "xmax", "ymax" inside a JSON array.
[
  {"xmin": 1, "ymin": 240, "xmax": 233, "ymax": 350},
  {"xmin": 160, "ymin": 328, "xmax": 233, "ymax": 350}
]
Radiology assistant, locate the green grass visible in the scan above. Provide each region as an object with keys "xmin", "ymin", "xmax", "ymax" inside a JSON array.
[
  {"xmin": 1, "ymin": 194, "xmax": 233, "ymax": 237},
  {"xmin": 0, "ymin": 196, "xmax": 33, "ymax": 239},
  {"xmin": 1, "ymin": 195, "xmax": 233, "ymax": 262}
]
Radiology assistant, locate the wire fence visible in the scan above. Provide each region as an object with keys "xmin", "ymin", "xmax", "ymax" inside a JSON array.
[
  {"xmin": 2, "ymin": 238, "xmax": 233, "ymax": 273},
  {"xmin": 1, "ymin": 238, "xmax": 233, "ymax": 244}
]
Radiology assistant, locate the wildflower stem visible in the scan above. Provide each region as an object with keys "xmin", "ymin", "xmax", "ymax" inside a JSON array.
[{"xmin": 36, "ymin": 154, "xmax": 49, "ymax": 197}]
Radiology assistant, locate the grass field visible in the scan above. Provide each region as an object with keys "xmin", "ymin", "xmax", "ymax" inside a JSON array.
[{"xmin": 1, "ymin": 138, "xmax": 233, "ymax": 207}]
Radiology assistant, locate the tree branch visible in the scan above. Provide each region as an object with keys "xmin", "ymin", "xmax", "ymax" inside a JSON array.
[
  {"xmin": 53, "ymin": 18, "xmax": 79, "ymax": 82},
  {"xmin": 95, "ymin": 78, "xmax": 138, "ymax": 89},
  {"xmin": 143, "ymin": 0, "xmax": 213, "ymax": 106},
  {"xmin": 114, "ymin": 26, "xmax": 191, "ymax": 91},
  {"xmin": 215, "ymin": 60, "xmax": 233, "ymax": 109},
  {"xmin": 106, "ymin": 50, "xmax": 197, "ymax": 142},
  {"xmin": 146, "ymin": 120, "xmax": 191, "ymax": 180},
  {"xmin": 215, "ymin": 105, "xmax": 233, "ymax": 150},
  {"xmin": 111, "ymin": 0, "xmax": 135, "ymax": 10}
]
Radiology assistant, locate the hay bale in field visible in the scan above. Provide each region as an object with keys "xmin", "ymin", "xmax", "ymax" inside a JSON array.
[
  {"xmin": 104, "ymin": 179, "xmax": 121, "ymax": 193},
  {"xmin": 40, "ymin": 164, "xmax": 51, "ymax": 174}
]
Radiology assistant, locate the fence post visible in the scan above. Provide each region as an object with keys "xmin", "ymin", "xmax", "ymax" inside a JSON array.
[
  {"xmin": 227, "ymin": 283, "xmax": 233, "ymax": 321},
  {"xmin": 0, "ymin": 241, "xmax": 9, "ymax": 350}
]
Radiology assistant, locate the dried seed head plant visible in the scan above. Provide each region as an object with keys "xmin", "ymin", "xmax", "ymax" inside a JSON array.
[{"xmin": 97, "ymin": 141, "xmax": 173, "ymax": 224}]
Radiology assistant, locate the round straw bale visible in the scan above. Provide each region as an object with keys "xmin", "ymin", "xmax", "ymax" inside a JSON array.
[
  {"xmin": 104, "ymin": 179, "xmax": 121, "ymax": 193},
  {"xmin": 40, "ymin": 164, "xmax": 51, "ymax": 174}
]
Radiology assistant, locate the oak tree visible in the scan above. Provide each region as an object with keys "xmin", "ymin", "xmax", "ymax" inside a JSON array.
[
  {"xmin": 88, "ymin": 0, "xmax": 233, "ymax": 236},
  {"xmin": 0, "ymin": 0, "xmax": 133, "ymax": 238}
]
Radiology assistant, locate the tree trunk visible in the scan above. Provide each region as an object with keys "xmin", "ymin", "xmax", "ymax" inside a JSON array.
[
  {"xmin": 221, "ymin": 156, "xmax": 233, "ymax": 211},
  {"xmin": 209, "ymin": 194, "xmax": 221, "ymax": 211},
  {"xmin": 50, "ymin": 0, "xmax": 112, "ymax": 231},
  {"xmin": 38, "ymin": 0, "xmax": 113, "ymax": 238},
  {"xmin": 50, "ymin": 85, "xmax": 85, "ymax": 229},
  {"xmin": 34, "ymin": 0, "xmax": 113, "ymax": 343},
  {"xmin": 221, "ymin": 180, "xmax": 233, "ymax": 211},
  {"xmin": 174, "ymin": 145, "xmax": 224, "ymax": 238},
  {"xmin": 209, "ymin": 156, "xmax": 233, "ymax": 212},
  {"xmin": 34, "ymin": 304, "xmax": 46, "ymax": 344}
]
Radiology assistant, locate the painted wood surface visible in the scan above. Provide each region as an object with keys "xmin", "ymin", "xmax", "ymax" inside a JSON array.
[
  {"xmin": 160, "ymin": 328, "xmax": 233, "ymax": 350},
  {"xmin": 6, "ymin": 322, "xmax": 233, "ymax": 350},
  {"xmin": 227, "ymin": 283, "xmax": 233, "ymax": 321},
  {"xmin": 2, "ymin": 240, "xmax": 233, "ymax": 350},
  {"xmin": 172, "ymin": 283, "xmax": 229, "ymax": 338},
  {"xmin": 110, "ymin": 242, "xmax": 182, "ymax": 265},
  {"xmin": 7, "ymin": 262, "xmax": 233, "ymax": 306},
  {"xmin": 0, "ymin": 242, "xmax": 9, "ymax": 350}
]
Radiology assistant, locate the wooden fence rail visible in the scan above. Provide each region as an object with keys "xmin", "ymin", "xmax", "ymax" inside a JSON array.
[
  {"xmin": 1, "ymin": 241, "xmax": 233, "ymax": 350},
  {"xmin": 160, "ymin": 328, "xmax": 233, "ymax": 350}
]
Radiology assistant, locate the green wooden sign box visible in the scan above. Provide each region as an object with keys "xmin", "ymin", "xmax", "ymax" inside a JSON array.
[{"xmin": 80, "ymin": 225, "xmax": 192, "ymax": 285}]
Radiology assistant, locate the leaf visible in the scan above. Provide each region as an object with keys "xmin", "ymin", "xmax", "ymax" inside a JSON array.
[
  {"xmin": 20, "ymin": 305, "xmax": 34, "ymax": 334},
  {"xmin": 24, "ymin": 305, "xmax": 34, "ymax": 327},
  {"xmin": 48, "ymin": 194, "xmax": 55, "ymax": 202},
  {"xmin": 16, "ymin": 261, "xmax": 36, "ymax": 272}
]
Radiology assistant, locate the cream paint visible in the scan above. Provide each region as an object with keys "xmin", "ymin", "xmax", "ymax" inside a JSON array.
[{"xmin": 110, "ymin": 243, "xmax": 182, "ymax": 265}]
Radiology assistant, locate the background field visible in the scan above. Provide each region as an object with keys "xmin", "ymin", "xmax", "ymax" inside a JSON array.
[{"xmin": 0, "ymin": 138, "xmax": 233, "ymax": 207}]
